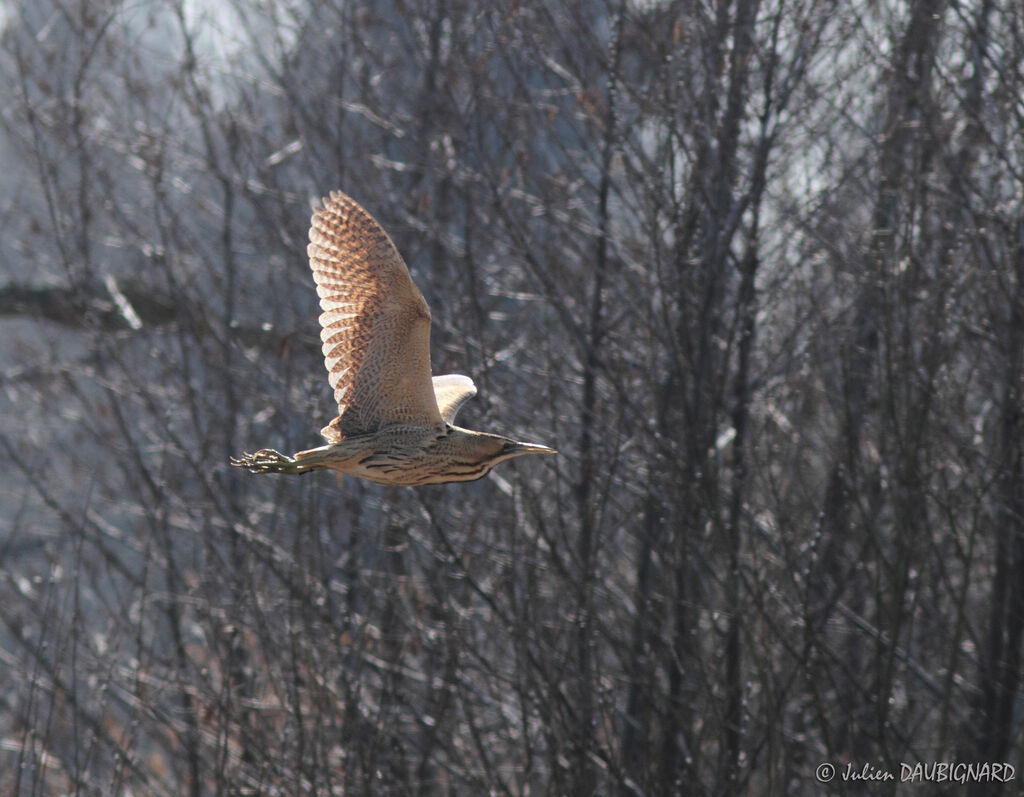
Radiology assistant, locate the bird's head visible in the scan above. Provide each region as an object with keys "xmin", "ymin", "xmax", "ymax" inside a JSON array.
[{"xmin": 447, "ymin": 428, "xmax": 557, "ymax": 482}]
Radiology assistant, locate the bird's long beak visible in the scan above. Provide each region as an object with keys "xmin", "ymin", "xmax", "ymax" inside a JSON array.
[{"xmin": 509, "ymin": 441, "xmax": 558, "ymax": 456}]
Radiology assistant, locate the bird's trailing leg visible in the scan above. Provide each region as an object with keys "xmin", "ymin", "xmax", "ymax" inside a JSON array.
[{"xmin": 230, "ymin": 448, "xmax": 318, "ymax": 475}]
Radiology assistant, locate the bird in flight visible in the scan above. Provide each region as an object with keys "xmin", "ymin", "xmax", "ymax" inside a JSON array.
[{"xmin": 232, "ymin": 190, "xmax": 556, "ymax": 486}]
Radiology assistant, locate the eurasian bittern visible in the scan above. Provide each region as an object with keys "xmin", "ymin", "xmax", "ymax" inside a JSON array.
[{"xmin": 232, "ymin": 190, "xmax": 556, "ymax": 486}]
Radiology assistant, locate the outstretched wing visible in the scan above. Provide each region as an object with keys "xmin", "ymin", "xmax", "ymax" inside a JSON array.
[
  {"xmin": 432, "ymin": 374, "xmax": 477, "ymax": 424},
  {"xmin": 308, "ymin": 190, "xmax": 442, "ymax": 440}
]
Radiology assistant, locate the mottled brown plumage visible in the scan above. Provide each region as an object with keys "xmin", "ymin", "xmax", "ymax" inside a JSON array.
[{"xmin": 232, "ymin": 190, "xmax": 555, "ymax": 486}]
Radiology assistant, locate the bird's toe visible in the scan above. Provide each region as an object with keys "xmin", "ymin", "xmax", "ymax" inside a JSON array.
[{"xmin": 231, "ymin": 449, "xmax": 284, "ymax": 473}]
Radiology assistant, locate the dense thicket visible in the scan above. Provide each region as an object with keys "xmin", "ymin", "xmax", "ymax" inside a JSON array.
[{"xmin": 1, "ymin": 0, "xmax": 1022, "ymax": 794}]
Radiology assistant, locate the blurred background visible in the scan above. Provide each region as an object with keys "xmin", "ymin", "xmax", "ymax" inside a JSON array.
[{"xmin": 0, "ymin": 0, "xmax": 1021, "ymax": 794}]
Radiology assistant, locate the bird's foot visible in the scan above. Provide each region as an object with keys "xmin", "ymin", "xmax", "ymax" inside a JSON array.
[{"xmin": 231, "ymin": 448, "xmax": 301, "ymax": 474}]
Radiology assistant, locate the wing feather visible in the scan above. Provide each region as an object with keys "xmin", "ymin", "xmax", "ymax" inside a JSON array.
[
  {"xmin": 307, "ymin": 190, "xmax": 442, "ymax": 439},
  {"xmin": 432, "ymin": 374, "xmax": 477, "ymax": 424}
]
